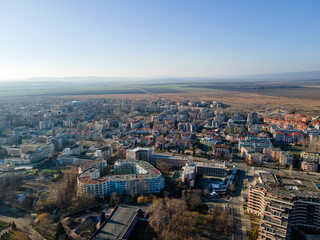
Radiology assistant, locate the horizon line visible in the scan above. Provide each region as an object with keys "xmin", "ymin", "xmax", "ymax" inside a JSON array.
[{"xmin": 0, "ymin": 70, "xmax": 320, "ymax": 82}]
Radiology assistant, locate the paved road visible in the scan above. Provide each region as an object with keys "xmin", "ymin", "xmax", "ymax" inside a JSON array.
[
  {"xmin": 226, "ymin": 162, "xmax": 320, "ymax": 182},
  {"xmin": 231, "ymin": 205, "xmax": 244, "ymax": 240},
  {"xmin": 193, "ymin": 156, "xmax": 320, "ymax": 182},
  {"xmin": 230, "ymin": 170, "xmax": 247, "ymax": 240}
]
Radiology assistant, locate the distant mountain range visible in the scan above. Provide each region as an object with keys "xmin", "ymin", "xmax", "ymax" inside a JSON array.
[
  {"xmin": 233, "ymin": 71, "xmax": 320, "ymax": 80},
  {"xmin": 1, "ymin": 70, "xmax": 320, "ymax": 84}
]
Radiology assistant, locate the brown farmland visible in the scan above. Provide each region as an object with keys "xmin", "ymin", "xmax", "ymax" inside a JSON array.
[{"xmin": 59, "ymin": 90, "xmax": 320, "ymax": 117}]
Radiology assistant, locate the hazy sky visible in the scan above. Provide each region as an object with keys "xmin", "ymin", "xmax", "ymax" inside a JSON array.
[{"xmin": 0, "ymin": 0, "xmax": 320, "ymax": 80}]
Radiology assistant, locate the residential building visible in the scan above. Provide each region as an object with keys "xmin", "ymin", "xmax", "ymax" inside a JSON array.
[
  {"xmin": 247, "ymin": 173, "xmax": 320, "ymax": 240},
  {"xmin": 195, "ymin": 161, "xmax": 227, "ymax": 177},
  {"xmin": 91, "ymin": 205, "xmax": 148, "ymax": 240},
  {"xmin": 212, "ymin": 145, "xmax": 232, "ymax": 159},
  {"xmin": 238, "ymin": 136, "xmax": 273, "ymax": 153},
  {"xmin": 300, "ymin": 151, "xmax": 319, "ymax": 172},
  {"xmin": 95, "ymin": 146, "xmax": 112, "ymax": 160},
  {"xmin": 264, "ymin": 117, "xmax": 307, "ymax": 131},
  {"xmin": 77, "ymin": 159, "xmax": 164, "ymax": 198},
  {"xmin": 273, "ymin": 131, "xmax": 304, "ymax": 144},
  {"xmin": 247, "ymin": 112, "xmax": 259, "ymax": 124},
  {"xmin": 126, "ymin": 148, "xmax": 154, "ymax": 162},
  {"xmin": 21, "ymin": 143, "xmax": 54, "ymax": 163},
  {"xmin": 56, "ymin": 155, "xmax": 93, "ymax": 166},
  {"xmin": 279, "ymin": 152, "xmax": 293, "ymax": 166},
  {"xmin": 182, "ymin": 163, "xmax": 196, "ymax": 187},
  {"xmin": 301, "ymin": 161, "xmax": 318, "ymax": 172},
  {"xmin": 130, "ymin": 118, "xmax": 146, "ymax": 129},
  {"xmin": 284, "ymin": 113, "xmax": 307, "ymax": 123},
  {"xmin": 62, "ymin": 144, "xmax": 83, "ymax": 156},
  {"xmin": 5, "ymin": 143, "xmax": 54, "ymax": 164},
  {"xmin": 263, "ymin": 148, "xmax": 293, "ymax": 166}
]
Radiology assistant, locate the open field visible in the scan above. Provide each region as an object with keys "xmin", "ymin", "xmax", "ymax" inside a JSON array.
[
  {"xmin": 59, "ymin": 90, "xmax": 320, "ymax": 116},
  {"xmin": 0, "ymin": 82, "xmax": 223, "ymax": 97},
  {"xmin": 0, "ymin": 219, "xmax": 8, "ymax": 231},
  {"xmin": 183, "ymin": 81, "xmax": 320, "ymax": 99},
  {"xmin": 3, "ymin": 79, "xmax": 320, "ymax": 115},
  {"xmin": 1, "ymin": 78, "xmax": 320, "ymax": 99}
]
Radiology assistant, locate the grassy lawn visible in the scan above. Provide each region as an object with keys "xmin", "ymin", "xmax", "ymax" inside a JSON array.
[
  {"xmin": 41, "ymin": 169, "xmax": 66, "ymax": 173},
  {"xmin": 288, "ymin": 145, "xmax": 306, "ymax": 155},
  {"xmin": 41, "ymin": 169, "xmax": 58, "ymax": 173},
  {"xmin": 0, "ymin": 220, "xmax": 8, "ymax": 231},
  {"xmin": 6, "ymin": 230, "xmax": 28, "ymax": 240},
  {"xmin": 277, "ymin": 144, "xmax": 307, "ymax": 155},
  {"xmin": 244, "ymin": 210, "xmax": 261, "ymax": 230},
  {"xmin": 172, "ymin": 172, "xmax": 180, "ymax": 180}
]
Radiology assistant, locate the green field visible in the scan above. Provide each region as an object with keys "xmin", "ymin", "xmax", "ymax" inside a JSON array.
[
  {"xmin": 41, "ymin": 169, "xmax": 66, "ymax": 173},
  {"xmin": 0, "ymin": 220, "xmax": 8, "ymax": 231},
  {"xmin": 172, "ymin": 172, "xmax": 180, "ymax": 180},
  {"xmin": 2, "ymin": 78, "xmax": 320, "ymax": 100},
  {"xmin": 41, "ymin": 169, "xmax": 58, "ymax": 173},
  {"xmin": 4, "ymin": 230, "xmax": 28, "ymax": 240},
  {"xmin": 0, "ymin": 82, "xmax": 223, "ymax": 98}
]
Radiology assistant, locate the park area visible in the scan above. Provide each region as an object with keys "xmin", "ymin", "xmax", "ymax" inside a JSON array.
[{"xmin": 0, "ymin": 220, "xmax": 28, "ymax": 240}]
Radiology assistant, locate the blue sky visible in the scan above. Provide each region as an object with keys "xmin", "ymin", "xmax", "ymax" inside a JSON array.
[{"xmin": 0, "ymin": 0, "xmax": 320, "ymax": 80}]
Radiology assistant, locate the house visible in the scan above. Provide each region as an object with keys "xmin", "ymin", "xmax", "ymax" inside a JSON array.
[
  {"xmin": 273, "ymin": 131, "xmax": 304, "ymax": 143},
  {"xmin": 212, "ymin": 145, "xmax": 232, "ymax": 159}
]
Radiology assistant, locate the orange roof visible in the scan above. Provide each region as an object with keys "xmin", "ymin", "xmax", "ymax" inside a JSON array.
[
  {"xmin": 274, "ymin": 131, "xmax": 284, "ymax": 134},
  {"xmin": 78, "ymin": 176, "xmax": 108, "ymax": 184},
  {"xmin": 81, "ymin": 159, "xmax": 103, "ymax": 171}
]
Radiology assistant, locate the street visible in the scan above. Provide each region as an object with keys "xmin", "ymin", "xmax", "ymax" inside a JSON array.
[
  {"xmin": 226, "ymin": 161, "xmax": 320, "ymax": 182},
  {"xmin": 230, "ymin": 170, "xmax": 247, "ymax": 240}
]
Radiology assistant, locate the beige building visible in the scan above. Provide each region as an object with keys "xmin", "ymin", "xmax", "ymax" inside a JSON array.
[{"xmin": 247, "ymin": 173, "xmax": 320, "ymax": 240}]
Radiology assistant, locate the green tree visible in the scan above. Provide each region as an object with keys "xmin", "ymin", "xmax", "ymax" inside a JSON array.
[
  {"xmin": 11, "ymin": 221, "xmax": 16, "ymax": 230},
  {"xmin": 208, "ymin": 146, "xmax": 213, "ymax": 154},
  {"xmin": 100, "ymin": 211, "xmax": 106, "ymax": 225},
  {"xmin": 109, "ymin": 192, "xmax": 119, "ymax": 207},
  {"xmin": 109, "ymin": 197, "xmax": 115, "ymax": 208},
  {"xmin": 129, "ymin": 191, "xmax": 137, "ymax": 203},
  {"xmin": 119, "ymin": 194, "xmax": 124, "ymax": 204}
]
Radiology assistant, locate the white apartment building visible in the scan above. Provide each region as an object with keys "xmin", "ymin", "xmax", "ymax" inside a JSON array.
[
  {"xmin": 62, "ymin": 144, "xmax": 83, "ymax": 156},
  {"xmin": 77, "ymin": 159, "xmax": 164, "ymax": 198}
]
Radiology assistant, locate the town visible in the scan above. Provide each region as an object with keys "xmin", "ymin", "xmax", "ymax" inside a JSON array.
[{"xmin": 0, "ymin": 96, "xmax": 319, "ymax": 240}]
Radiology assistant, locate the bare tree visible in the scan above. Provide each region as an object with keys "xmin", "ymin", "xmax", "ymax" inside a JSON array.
[
  {"xmin": 148, "ymin": 197, "xmax": 187, "ymax": 235},
  {"xmin": 182, "ymin": 189, "xmax": 202, "ymax": 210},
  {"xmin": 156, "ymin": 160, "xmax": 172, "ymax": 175},
  {"xmin": 211, "ymin": 207, "xmax": 232, "ymax": 233},
  {"xmin": 309, "ymin": 136, "xmax": 320, "ymax": 152}
]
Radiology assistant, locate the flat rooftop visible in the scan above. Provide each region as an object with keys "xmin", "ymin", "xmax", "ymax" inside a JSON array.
[
  {"xmin": 127, "ymin": 148, "xmax": 150, "ymax": 152},
  {"xmin": 78, "ymin": 159, "xmax": 162, "ymax": 185},
  {"xmin": 260, "ymin": 173, "xmax": 278, "ymax": 184},
  {"xmin": 110, "ymin": 159, "xmax": 161, "ymax": 180},
  {"xmin": 91, "ymin": 205, "xmax": 140, "ymax": 240},
  {"xmin": 195, "ymin": 161, "xmax": 226, "ymax": 169},
  {"xmin": 257, "ymin": 173, "xmax": 320, "ymax": 199},
  {"xmin": 183, "ymin": 165, "xmax": 196, "ymax": 175}
]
